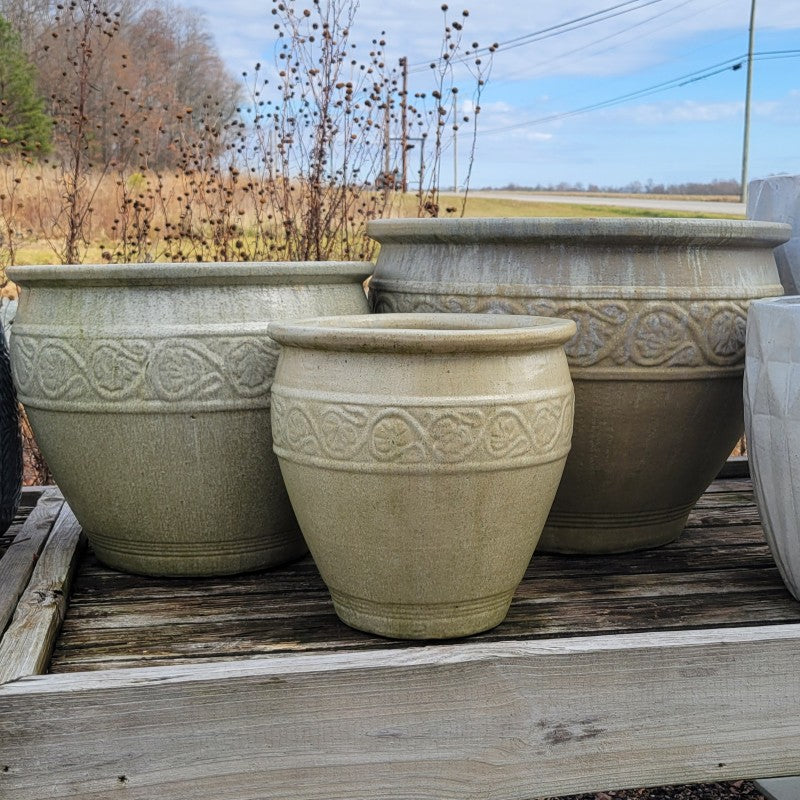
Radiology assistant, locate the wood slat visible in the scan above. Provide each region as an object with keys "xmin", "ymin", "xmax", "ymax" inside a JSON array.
[
  {"xmin": 0, "ymin": 487, "xmax": 64, "ymax": 636},
  {"xmin": 43, "ymin": 478, "xmax": 800, "ymax": 675},
  {"xmin": 0, "ymin": 503, "xmax": 84, "ymax": 683},
  {"xmin": 3, "ymin": 625, "xmax": 800, "ymax": 800}
]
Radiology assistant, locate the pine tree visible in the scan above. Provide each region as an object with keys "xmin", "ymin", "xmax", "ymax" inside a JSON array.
[{"xmin": 0, "ymin": 14, "xmax": 51, "ymax": 153}]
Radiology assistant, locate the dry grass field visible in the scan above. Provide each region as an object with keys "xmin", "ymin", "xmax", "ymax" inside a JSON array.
[{"xmin": 0, "ymin": 164, "xmax": 742, "ymax": 271}]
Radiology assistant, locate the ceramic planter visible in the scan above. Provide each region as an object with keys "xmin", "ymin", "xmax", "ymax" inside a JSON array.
[
  {"xmin": 8, "ymin": 261, "xmax": 370, "ymax": 576},
  {"xmin": 748, "ymin": 175, "xmax": 800, "ymax": 294},
  {"xmin": 744, "ymin": 296, "xmax": 800, "ymax": 600},
  {"xmin": 367, "ymin": 217, "xmax": 790, "ymax": 554},
  {"xmin": 268, "ymin": 312, "xmax": 576, "ymax": 639}
]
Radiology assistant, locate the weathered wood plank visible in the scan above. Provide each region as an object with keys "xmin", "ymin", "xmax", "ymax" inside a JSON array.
[
  {"xmin": 686, "ymin": 504, "xmax": 762, "ymax": 527},
  {"xmin": 49, "ymin": 588, "xmax": 800, "ymax": 672},
  {"xmin": 704, "ymin": 477, "xmax": 753, "ymax": 493},
  {"xmin": 0, "ymin": 487, "xmax": 63, "ymax": 636},
  {"xmin": 0, "ymin": 503, "xmax": 84, "ymax": 683},
  {"xmin": 48, "ymin": 476, "xmax": 799, "ymax": 673},
  {"xmin": 3, "ymin": 626, "xmax": 800, "ymax": 800}
]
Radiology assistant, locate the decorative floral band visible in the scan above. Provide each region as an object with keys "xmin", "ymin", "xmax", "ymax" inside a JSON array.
[
  {"xmin": 271, "ymin": 391, "xmax": 574, "ymax": 472},
  {"xmin": 12, "ymin": 334, "xmax": 280, "ymax": 411},
  {"xmin": 370, "ymin": 291, "xmax": 751, "ymax": 372}
]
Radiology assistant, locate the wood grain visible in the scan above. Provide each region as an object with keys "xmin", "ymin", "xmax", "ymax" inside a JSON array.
[
  {"xmin": 0, "ymin": 502, "xmax": 84, "ymax": 683},
  {"xmin": 3, "ymin": 625, "xmax": 800, "ymax": 800},
  {"xmin": 0, "ymin": 487, "xmax": 63, "ymax": 636},
  {"xmin": 48, "ymin": 477, "xmax": 799, "ymax": 673}
]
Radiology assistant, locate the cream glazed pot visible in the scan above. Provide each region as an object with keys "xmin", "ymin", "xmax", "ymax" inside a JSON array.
[
  {"xmin": 367, "ymin": 218, "xmax": 790, "ymax": 554},
  {"xmin": 8, "ymin": 262, "xmax": 370, "ymax": 576},
  {"xmin": 268, "ymin": 313, "xmax": 576, "ymax": 639},
  {"xmin": 744, "ymin": 296, "xmax": 800, "ymax": 600}
]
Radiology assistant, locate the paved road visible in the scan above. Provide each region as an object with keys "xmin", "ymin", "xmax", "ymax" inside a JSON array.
[{"xmin": 468, "ymin": 190, "xmax": 745, "ymax": 216}]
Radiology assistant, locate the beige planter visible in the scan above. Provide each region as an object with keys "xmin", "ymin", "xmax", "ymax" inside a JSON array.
[
  {"xmin": 268, "ymin": 312, "xmax": 575, "ymax": 639},
  {"xmin": 8, "ymin": 262, "xmax": 370, "ymax": 576},
  {"xmin": 367, "ymin": 218, "xmax": 790, "ymax": 554}
]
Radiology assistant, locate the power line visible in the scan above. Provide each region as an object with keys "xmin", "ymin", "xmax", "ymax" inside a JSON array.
[
  {"xmin": 492, "ymin": 0, "xmax": 726, "ymax": 85},
  {"xmin": 478, "ymin": 50, "xmax": 800, "ymax": 136},
  {"xmin": 407, "ymin": 0, "xmax": 670, "ymax": 72}
]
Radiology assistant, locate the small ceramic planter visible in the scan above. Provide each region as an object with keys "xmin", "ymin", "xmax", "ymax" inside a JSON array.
[
  {"xmin": 268, "ymin": 312, "xmax": 576, "ymax": 639},
  {"xmin": 744, "ymin": 296, "xmax": 800, "ymax": 600},
  {"xmin": 367, "ymin": 217, "xmax": 790, "ymax": 554},
  {"xmin": 8, "ymin": 261, "xmax": 370, "ymax": 576}
]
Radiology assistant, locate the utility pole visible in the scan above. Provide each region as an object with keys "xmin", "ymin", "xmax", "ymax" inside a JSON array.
[
  {"xmin": 400, "ymin": 56, "xmax": 408, "ymax": 193},
  {"xmin": 740, "ymin": 0, "xmax": 756, "ymax": 206}
]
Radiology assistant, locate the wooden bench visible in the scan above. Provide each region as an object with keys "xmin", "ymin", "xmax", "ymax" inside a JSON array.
[{"xmin": 2, "ymin": 471, "xmax": 800, "ymax": 800}]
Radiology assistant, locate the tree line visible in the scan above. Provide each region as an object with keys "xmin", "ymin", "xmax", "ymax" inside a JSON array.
[
  {"xmin": 494, "ymin": 178, "xmax": 742, "ymax": 196},
  {"xmin": 0, "ymin": 0, "xmax": 240, "ymax": 168}
]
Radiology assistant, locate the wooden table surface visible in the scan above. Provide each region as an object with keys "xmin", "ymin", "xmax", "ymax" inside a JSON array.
[
  {"xmin": 47, "ymin": 475, "xmax": 800, "ymax": 672},
  {"xmin": 3, "ymin": 473, "xmax": 800, "ymax": 800}
]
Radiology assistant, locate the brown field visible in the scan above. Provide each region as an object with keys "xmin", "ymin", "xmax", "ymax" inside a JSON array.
[{"xmin": 0, "ymin": 164, "xmax": 743, "ymax": 272}]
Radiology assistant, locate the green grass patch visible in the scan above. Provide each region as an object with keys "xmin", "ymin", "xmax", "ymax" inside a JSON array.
[{"xmin": 427, "ymin": 194, "xmax": 743, "ymax": 220}]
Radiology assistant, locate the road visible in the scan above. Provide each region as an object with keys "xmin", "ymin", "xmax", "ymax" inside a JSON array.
[{"xmin": 468, "ymin": 190, "xmax": 745, "ymax": 216}]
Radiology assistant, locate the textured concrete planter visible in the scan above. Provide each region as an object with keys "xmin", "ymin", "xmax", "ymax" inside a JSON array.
[
  {"xmin": 8, "ymin": 262, "xmax": 370, "ymax": 576},
  {"xmin": 748, "ymin": 175, "xmax": 800, "ymax": 294},
  {"xmin": 744, "ymin": 297, "xmax": 800, "ymax": 600},
  {"xmin": 268, "ymin": 313, "xmax": 576, "ymax": 639},
  {"xmin": 367, "ymin": 217, "xmax": 790, "ymax": 554}
]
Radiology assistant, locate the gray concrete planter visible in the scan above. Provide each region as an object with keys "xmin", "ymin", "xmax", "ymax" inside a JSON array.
[
  {"xmin": 744, "ymin": 296, "xmax": 800, "ymax": 600},
  {"xmin": 268, "ymin": 312, "xmax": 575, "ymax": 639},
  {"xmin": 748, "ymin": 175, "xmax": 800, "ymax": 294},
  {"xmin": 7, "ymin": 262, "xmax": 370, "ymax": 576},
  {"xmin": 367, "ymin": 217, "xmax": 790, "ymax": 554}
]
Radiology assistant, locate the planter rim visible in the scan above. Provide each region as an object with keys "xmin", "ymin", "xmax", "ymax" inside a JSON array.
[
  {"xmin": 366, "ymin": 217, "xmax": 791, "ymax": 247},
  {"xmin": 750, "ymin": 296, "xmax": 800, "ymax": 310},
  {"xmin": 6, "ymin": 261, "xmax": 372, "ymax": 288},
  {"xmin": 267, "ymin": 312, "xmax": 577, "ymax": 354}
]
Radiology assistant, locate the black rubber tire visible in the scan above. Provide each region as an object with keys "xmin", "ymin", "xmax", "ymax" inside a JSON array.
[{"xmin": 0, "ymin": 329, "xmax": 22, "ymax": 535}]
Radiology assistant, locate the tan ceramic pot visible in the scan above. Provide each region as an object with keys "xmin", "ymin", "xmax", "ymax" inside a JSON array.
[
  {"xmin": 367, "ymin": 218, "xmax": 790, "ymax": 554},
  {"xmin": 268, "ymin": 313, "xmax": 576, "ymax": 639},
  {"xmin": 8, "ymin": 262, "xmax": 370, "ymax": 576}
]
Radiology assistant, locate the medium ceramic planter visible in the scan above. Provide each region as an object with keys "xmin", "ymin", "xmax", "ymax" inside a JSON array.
[
  {"xmin": 268, "ymin": 312, "xmax": 576, "ymax": 639},
  {"xmin": 8, "ymin": 261, "xmax": 370, "ymax": 576},
  {"xmin": 744, "ymin": 296, "xmax": 800, "ymax": 600},
  {"xmin": 367, "ymin": 217, "xmax": 790, "ymax": 554}
]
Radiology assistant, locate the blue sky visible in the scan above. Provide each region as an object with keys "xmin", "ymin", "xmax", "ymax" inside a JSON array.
[{"xmin": 191, "ymin": 0, "xmax": 799, "ymax": 189}]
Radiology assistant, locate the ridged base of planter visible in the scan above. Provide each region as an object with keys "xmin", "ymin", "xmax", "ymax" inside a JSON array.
[
  {"xmin": 538, "ymin": 501, "xmax": 695, "ymax": 554},
  {"xmin": 329, "ymin": 587, "xmax": 515, "ymax": 640},
  {"xmin": 88, "ymin": 527, "xmax": 307, "ymax": 577}
]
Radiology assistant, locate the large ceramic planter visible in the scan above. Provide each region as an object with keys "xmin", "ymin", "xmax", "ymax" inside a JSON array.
[
  {"xmin": 268, "ymin": 312, "xmax": 576, "ymax": 639},
  {"xmin": 8, "ymin": 262, "xmax": 370, "ymax": 576},
  {"xmin": 367, "ymin": 218, "xmax": 790, "ymax": 554},
  {"xmin": 744, "ymin": 296, "xmax": 800, "ymax": 600}
]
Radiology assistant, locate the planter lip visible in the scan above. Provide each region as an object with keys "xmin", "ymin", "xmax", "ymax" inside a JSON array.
[
  {"xmin": 6, "ymin": 261, "xmax": 372, "ymax": 288},
  {"xmin": 267, "ymin": 312, "xmax": 577, "ymax": 354},
  {"xmin": 367, "ymin": 217, "xmax": 791, "ymax": 247},
  {"xmin": 751, "ymin": 295, "xmax": 800, "ymax": 309}
]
